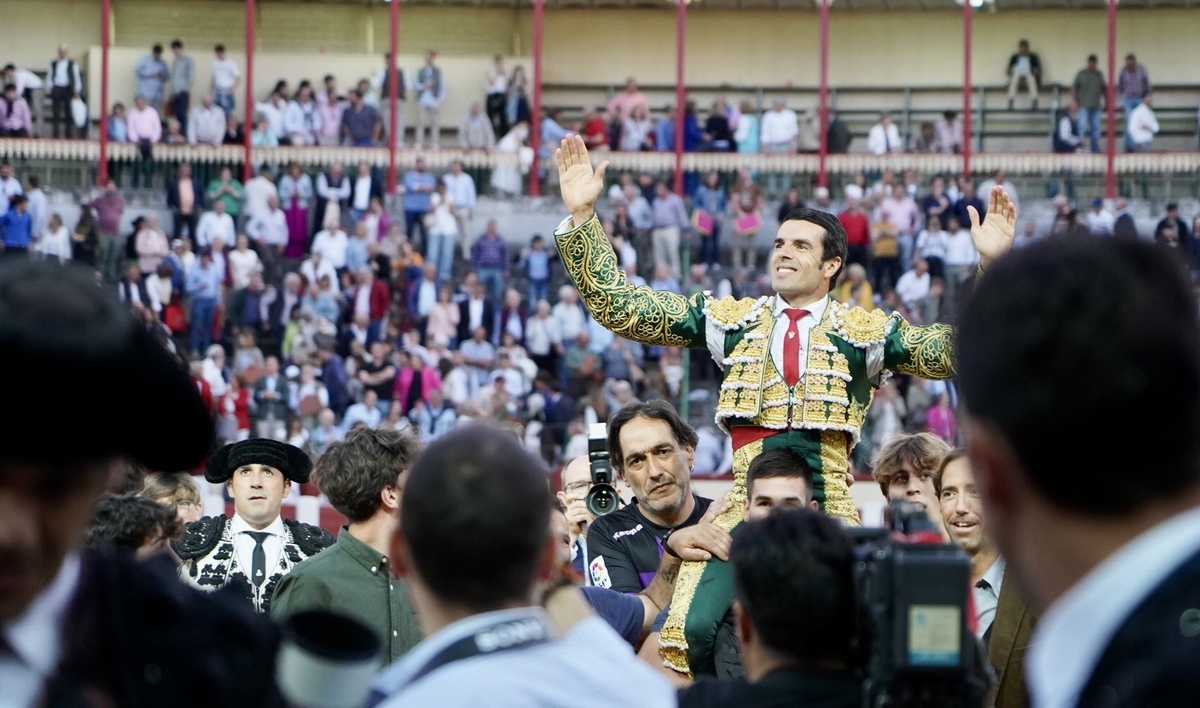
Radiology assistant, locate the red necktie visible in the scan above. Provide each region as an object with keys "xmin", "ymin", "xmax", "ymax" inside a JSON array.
[{"xmin": 782, "ymin": 308, "xmax": 809, "ymax": 387}]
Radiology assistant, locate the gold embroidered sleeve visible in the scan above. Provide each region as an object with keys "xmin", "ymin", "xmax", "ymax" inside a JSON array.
[
  {"xmin": 554, "ymin": 215, "xmax": 705, "ymax": 348},
  {"xmin": 884, "ymin": 318, "xmax": 956, "ymax": 380}
]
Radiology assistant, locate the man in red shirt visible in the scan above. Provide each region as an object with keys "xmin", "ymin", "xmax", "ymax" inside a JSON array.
[
  {"xmin": 837, "ymin": 197, "xmax": 871, "ymax": 268},
  {"xmin": 582, "ymin": 106, "xmax": 610, "ymax": 151}
]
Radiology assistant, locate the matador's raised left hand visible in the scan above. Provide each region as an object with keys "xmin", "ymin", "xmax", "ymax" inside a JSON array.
[{"xmin": 968, "ymin": 185, "xmax": 1017, "ymax": 270}]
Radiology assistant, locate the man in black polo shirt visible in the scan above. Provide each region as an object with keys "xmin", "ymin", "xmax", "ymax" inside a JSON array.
[{"xmin": 586, "ymin": 401, "xmax": 731, "ymax": 593}]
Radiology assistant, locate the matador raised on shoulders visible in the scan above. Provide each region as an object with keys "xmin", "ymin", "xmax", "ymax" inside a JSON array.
[{"xmin": 551, "ymin": 135, "xmax": 1017, "ymax": 677}]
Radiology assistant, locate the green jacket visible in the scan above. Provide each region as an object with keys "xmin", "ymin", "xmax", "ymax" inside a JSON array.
[{"xmin": 271, "ymin": 527, "xmax": 422, "ymax": 665}]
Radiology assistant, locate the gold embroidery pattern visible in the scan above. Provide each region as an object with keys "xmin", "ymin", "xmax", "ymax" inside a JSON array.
[
  {"xmin": 704, "ymin": 295, "xmax": 769, "ymax": 331},
  {"xmin": 715, "ymin": 309, "xmax": 774, "ymax": 429},
  {"xmin": 660, "ymin": 439, "xmax": 763, "ymax": 676},
  {"xmin": 892, "ymin": 321, "xmax": 956, "ymax": 380},
  {"xmin": 820, "ymin": 429, "xmax": 860, "ymax": 524},
  {"xmin": 833, "ymin": 302, "xmax": 893, "ymax": 347},
  {"xmin": 555, "ymin": 216, "xmax": 693, "ymax": 348}
]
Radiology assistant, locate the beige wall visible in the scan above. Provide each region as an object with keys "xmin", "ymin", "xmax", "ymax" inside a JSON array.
[
  {"xmin": 5, "ymin": 0, "xmax": 1196, "ymax": 111},
  {"xmin": 1, "ymin": 0, "xmax": 100, "ymax": 74},
  {"xmin": 538, "ymin": 7, "xmax": 1200, "ymax": 88}
]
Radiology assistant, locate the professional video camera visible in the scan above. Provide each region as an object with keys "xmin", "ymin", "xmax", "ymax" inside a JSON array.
[
  {"xmin": 852, "ymin": 501, "xmax": 989, "ymax": 708},
  {"xmin": 585, "ymin": 423, "xmax": 620, "ymax": 516}
]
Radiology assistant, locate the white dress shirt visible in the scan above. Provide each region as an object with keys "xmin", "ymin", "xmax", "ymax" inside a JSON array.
[
  {"xmin": 443, "ymin": 172, "xmax": 477, "ymax": 211},
  {"xmin": 766, "ymin": 295, "xmax": 827, "ymax": 378},
  {"xmin": 1127, "ymin": 103, "xmax": 1159, "ymax": 145},
  {"xmin": 248, "ymin": 209, "xmax": 288, "ymax": 248},
  {"xmin": 467, "ymin": 297, "xmax": 485, "ymax": 332},
  {"xmin": 210, "ymin": 57, "xmax": 240, "ymax": 92},
  {"xmin": 242, "ymin": 176, "xmax": 278, "ymax": 221},
  {"xmin": 229, "ymin": 513, "xmax": 286, "ymax": 588},
  {"xmin": 228, "ymin": 248, "xmax": 261, "ymax": 290},
  {"xmin": 0, "ymin": 554, "xmax": 80, "ymax": 708},
  {"xmin": 973, "ymin": 557, "xmax": 1004, "ymax": 641},
  {"xmin": 1027, "ymin": 504, "xmax": 1200, "ymax": 708},
  {"xmin": 760, "ymin": 108, "xmax": 799, "ymax": 145},
  {"xmin": 300, "ymin": 257, "xmax": 340, "ymax": 294},
  {"xmin": 353, "ymin": 175, "xmax": 373, "ymax": 211},
  {"xmin": 187, "ymin": 104, "xmax": 227, "ymax": 145},
  {"xmin": 895, "ymin": 270, "xmax": 932, "ymax": 306},
  {"xmin": 195, "ymin": 210, "xmax": 236, "ymax": 249},
  {"xmin": 867, "ymin": 122, "xmax": 902, "ymax": 155},
  {"xmin": 943, "ymin": 229, "xmax": 979, "ymax": 267},
  {"xmin": 311, "ymin": 229, "xmax": 349, "ymax": 269}
]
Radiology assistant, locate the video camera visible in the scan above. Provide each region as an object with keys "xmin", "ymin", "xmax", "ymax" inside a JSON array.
[
  {"xmin": 585, "ymin": 423, "xmax": 620, "ymax": 516},
  {"xmin": 851, "ymin": 501, "xmax": 989, "ymax": 708}
]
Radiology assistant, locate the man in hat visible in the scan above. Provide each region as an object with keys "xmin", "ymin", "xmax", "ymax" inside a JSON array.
[
  {"xmin": 175, "ymin": 439, "xmax": 334, "ymax": 613},
  {"xmin": 0, "ymin": 259, "xmax": 282, "ymax": 705}
]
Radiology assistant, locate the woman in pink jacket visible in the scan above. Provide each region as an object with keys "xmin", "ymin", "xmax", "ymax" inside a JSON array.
[{"xmin": 393, "ymin": 351, "xmax": 443, "ymax": 415}]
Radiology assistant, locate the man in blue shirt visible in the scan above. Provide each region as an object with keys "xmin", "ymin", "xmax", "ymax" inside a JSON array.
[
  {"xmin": 656, "ymin": 107, "xmax": 676, "ymax": 153},
  {"xmin": 402, "ymin": 158, "xmax": 436, "ymax": 250},
  {"xmin": 134, "ymin": 44, "xmax": 169, "ymax": 112},
  {"xmin": 186, "ymin": 247, "xmax": 222, "ymax": 355},
  {"xmin": 469, "ymin": 220, "xmax": 509, "ymax": 305},
  {"xmin": 521, "ymin": 234, "xmax": 552, "ymax": 305},
  {"xmin": 1, "ymin": 194, "xmax": 33, "ymax": 254}
]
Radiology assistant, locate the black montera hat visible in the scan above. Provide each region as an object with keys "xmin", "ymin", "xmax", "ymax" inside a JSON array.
[
  {"xmin": 204, "ymin": 439, "xmax": 313, "ymax": 484},
  {"xmin": 0, "ymin": 259, "xmax": 213, "ymax": 470}
]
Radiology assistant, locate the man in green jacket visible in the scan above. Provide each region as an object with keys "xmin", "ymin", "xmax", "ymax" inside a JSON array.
[{"xmin": 271, "ymin": 427, "xmax": 424, "ymax": 664}]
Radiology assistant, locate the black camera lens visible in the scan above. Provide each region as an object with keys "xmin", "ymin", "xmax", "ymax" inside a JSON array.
[{"xmin": 586, "ymin": 484, "xmax": 619, "ymax": 516}]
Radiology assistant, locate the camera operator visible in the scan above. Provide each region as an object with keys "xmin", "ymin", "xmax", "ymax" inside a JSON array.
[
  {"xmin": 677, "ymin": 509, "xmax": 862, "ymax": 708},
  {"xmin": 936, "ymin": 449, "xmax": 1035, "ymax": 708},
  {"xmin": 586, "ymin": 401, "xmax": 730, "ymax": 593},
  {"xmin": 556, "ymin": 455, "xmax": 598, "ymax": 581}
]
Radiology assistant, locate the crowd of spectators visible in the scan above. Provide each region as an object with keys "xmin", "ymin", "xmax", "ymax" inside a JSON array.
[{"xmin": 3, "ymin": 136, "xmax": 1200, "ymax": 477}]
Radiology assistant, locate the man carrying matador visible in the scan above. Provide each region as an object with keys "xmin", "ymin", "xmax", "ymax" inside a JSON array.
[{"xmin": 551, "ymin": 135, "xmax": 1015, "ymax": 677}]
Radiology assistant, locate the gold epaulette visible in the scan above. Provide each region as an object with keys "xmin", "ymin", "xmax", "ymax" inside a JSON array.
[
  {"xmin": 702, "ymin": 294, "xmax": 771, "ymax": 332},
  {"xmin": 828, "ymin": 300, "xmax": 896, "ymax": 348}
]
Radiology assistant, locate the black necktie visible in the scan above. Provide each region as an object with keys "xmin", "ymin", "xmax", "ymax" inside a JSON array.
[
  {"xmin": 976, "ymin": 579, "xmax": 993, "ymax": 648},
  {"xmin": 247, "ymin": 531, "xmax": 270, "ymax": 586}
]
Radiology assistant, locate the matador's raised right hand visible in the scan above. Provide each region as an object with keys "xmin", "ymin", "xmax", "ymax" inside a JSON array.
[{"xmin": 555, "ymin": 134, "xmax": 609, "ymax": 228}]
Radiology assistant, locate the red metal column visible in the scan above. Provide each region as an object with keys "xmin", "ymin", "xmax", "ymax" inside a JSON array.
[
  {"xmin": 242, "ymin": 0, "xmax": 256, "ymax": 183},
  {"xmin": 1105, "ymin": 0, "xmax": 1117, "ymax": 199},
  {"xmin": 961, "ymin": 0, "xmax": 972, "ymax": 180},
  {"xmin": 387, "ymin": 0, "xmax": 400, "ymax": 193},
  {"xmin": 529, "ymin": 0, "xmax": 545, "ymax": 196},
  {"xmin": 672, "ymin": 0, "xmax": 687, "ymax": 195},
  {"xmin": 98, "ymin": 0, "xmax": 111, "ymax": 185},
  {"xmin": 817, "ymin": 0, "xmax": 831, "ymax": 189}
]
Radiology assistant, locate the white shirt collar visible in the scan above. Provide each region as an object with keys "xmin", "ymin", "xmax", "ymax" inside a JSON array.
[
  {"xmin": 980, "ymin": 556, "xmax": 1005, "ymax": 594},
  {"xmin": 771, "ymin": 294, "xmax": 829, "ymax": 322},
  {"xmin": 230, "ymin": 513, "xmax": 286, "ymax": 538},
  {"xmin": 1027, "ymin": 504, "xmax": 1200, "ymax": 708},
  {"xmin": 2, "ymin": 553, "xmax": 80, "ymax": 677}
]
